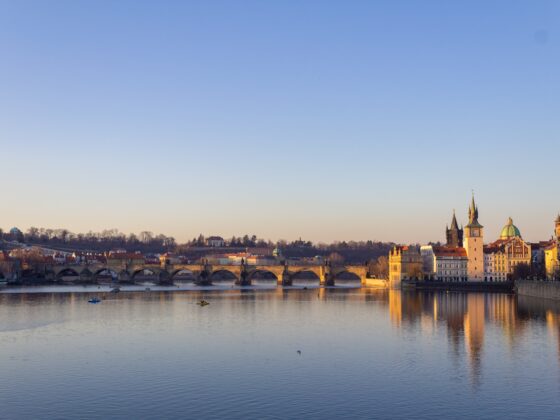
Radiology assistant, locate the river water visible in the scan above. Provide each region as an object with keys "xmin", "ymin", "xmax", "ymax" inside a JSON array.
[{"xmin": 1, "ymin": 285, "xmax": 560, "ymax": 419}]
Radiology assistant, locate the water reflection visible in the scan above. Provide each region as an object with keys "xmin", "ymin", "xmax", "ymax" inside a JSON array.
[{"xmin": 1, "ymin": 288, "xmax": 560, "ymax": 418}]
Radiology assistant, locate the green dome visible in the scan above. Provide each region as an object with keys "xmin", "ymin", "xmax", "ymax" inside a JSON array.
[{"xmin": 500, "ymin": 217, "xmax": 521, "ymax": 239}]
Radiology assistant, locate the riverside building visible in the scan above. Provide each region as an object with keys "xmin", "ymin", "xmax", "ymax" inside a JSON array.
[
  {"xmin": 545, "ymin": 215, "xmax": 560, "ymax": 280},
  {"xmin": 389, "ymin": 245, "xmax": 423, "ymax": 288},
  {"xmin": 483, "ymin": 218, "xmax": 531, "ymax": 282}
]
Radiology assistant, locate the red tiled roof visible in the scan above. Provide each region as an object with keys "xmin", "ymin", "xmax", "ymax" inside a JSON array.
[{"xmin": 432, "ymin": 246, "xmax": 467, "ymax": 258}]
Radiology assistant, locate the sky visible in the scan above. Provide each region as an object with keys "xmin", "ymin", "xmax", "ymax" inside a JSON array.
[{"xmin": 1, "ymin": 0, "xmax": 559, "ymax": 244}]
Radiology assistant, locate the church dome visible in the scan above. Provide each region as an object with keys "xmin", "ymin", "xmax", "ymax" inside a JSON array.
[{"xmin": 500, "ymin": 217, "xmax": 521, "ymax": 239}]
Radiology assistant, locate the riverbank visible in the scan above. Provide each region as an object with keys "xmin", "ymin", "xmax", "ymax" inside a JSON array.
[
  {"xmin": 516, "ymin": 280, "xmax": 560, "ymax": 301},
  {"xmin": 402, "ymin": 280, "xmax": 515, "ymax": 293}
]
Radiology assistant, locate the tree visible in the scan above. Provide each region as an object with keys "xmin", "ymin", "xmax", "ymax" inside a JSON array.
[
  {"xmin": 140, "ymin": 231, "xmax": 154, "ymax": 244},
  {"xmin": 26, "ymin": 227, "xmax": 39, "ymax": 242},
  {"xmin": 368, "ymin": 256, "xmax": 389, "ymax": 279},
  {"xmin": 407, "ymin": 264, "xmax": 423, "ymax": 280},
  {"xmin": 328, "ymin": 252, "xmax": 345, "ymax": 265},
  {"xmin": 511, "ymin": 263, "xmax": 532, "ymax": 281}
]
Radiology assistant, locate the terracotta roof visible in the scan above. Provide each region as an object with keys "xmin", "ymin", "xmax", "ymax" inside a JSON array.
[{"xmin": 432, "ymin": 246, "xmax": 467, "ymax": 258}]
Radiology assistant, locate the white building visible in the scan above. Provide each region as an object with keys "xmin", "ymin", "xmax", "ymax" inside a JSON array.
[
  {"xmin": 421, "ymin": 245, "xmax": 468, "ymax": 282},
  {"xmin": 206, "ymin": 236, "xmax": 225, "ymax": 247}
]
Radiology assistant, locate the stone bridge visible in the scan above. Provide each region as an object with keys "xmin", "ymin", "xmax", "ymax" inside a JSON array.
[{"xmin": 47, "ymin": 262, "xmax": 369, "ymax": 286}]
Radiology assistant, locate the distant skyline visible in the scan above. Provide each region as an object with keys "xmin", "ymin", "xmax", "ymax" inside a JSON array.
[{"xmin": 1, "ymin": 1, "xmax": 559, "ymax": 244}]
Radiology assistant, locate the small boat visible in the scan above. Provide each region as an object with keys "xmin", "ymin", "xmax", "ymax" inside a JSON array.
[
  {"xmin": 197, "ymin": 300, "xmax": 210, "ymax": 306},
  {"xmin": 88, "ymin": 297, "xmax": 101, "ymax": 304},
  {"xmin": 110, "ymin": 287, "xmax": 121, "ymax": 293}
]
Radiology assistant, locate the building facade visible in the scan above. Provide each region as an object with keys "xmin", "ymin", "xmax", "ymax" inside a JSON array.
[
  {"xmin": 422, "ymin": 245, "xmax": 468, "ymax": 282},
  {"xmin": 545, "ymin": 215, "xmax": 560, "ymax": 280},
  {"xmin": 206, "ymin": 236, "xmax": 225, "ymax": 247},
  {"xmin": 389, "ymin": 245, "xmax": 423, "ymax": 288}
]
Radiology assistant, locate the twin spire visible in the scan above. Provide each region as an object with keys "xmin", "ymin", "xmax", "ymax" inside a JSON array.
[{"xmin": 468, "ymin": 194, "xmax": 479, "ymax": 225}]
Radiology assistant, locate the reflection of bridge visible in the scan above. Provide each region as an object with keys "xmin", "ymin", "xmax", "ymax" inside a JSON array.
[{"xmin": 47, "ymin": 262, "xmax": 369, "ymax": 286}]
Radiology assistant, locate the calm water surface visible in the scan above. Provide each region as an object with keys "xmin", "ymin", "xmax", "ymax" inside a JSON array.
[{"xmin": 1, "ymin": 285, "xmax": 560, "ymax": 419}]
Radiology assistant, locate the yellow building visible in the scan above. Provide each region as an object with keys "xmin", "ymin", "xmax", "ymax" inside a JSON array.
[
  {"xmin": 389, "ymin": 245, "xmax": 423, "ymax": 288},
  {"xmin": 484, "ymin": 218, "xmax": 531, "ymax": 281},
  {"xmin": 545, "ymin": 215, "xmax": 560, "ymax": 280}
]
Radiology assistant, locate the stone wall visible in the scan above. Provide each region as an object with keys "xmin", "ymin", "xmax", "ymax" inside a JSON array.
[{"xmin": 516, "ymin": 280, "xmax": 560, "ymax": 301}]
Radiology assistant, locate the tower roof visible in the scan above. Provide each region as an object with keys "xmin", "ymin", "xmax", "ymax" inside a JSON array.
[
  {"xmin": 466, "ymin": 194, "xmax": 483, "ymax": 228},
  {"xmin": 450, "ymin": 210, "xmax": 459, "ymax": 230}
]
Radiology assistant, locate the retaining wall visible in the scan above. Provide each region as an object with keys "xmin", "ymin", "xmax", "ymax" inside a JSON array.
[{"xmin": 516, "ymin": 280, "xmax": 560, "ymax": 301}]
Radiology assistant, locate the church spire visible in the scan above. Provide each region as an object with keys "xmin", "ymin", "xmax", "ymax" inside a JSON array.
[
  {"xmin": 469, "ymin": 193, "xmax": 479, "ymax": 225},
  {"xmin": 466, "ymin": 193, "xmax": 483, "ymax": 228},
  {"xmin": 450, "ymin": 209, "xmax": 459, "ymax": 230},
  {"xmin": 446, "ymin": 209, "xmax": 463, "ymax": 248}
]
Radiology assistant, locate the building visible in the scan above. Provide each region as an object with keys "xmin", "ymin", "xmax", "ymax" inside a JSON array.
[
  {"xmin": 389, "ymin": 245, "xmax": 423, "ymax": 288},
  {"xmin": 484, "ymin": 218, "xmax": 531, "ymax": 281},
  {"xmin": 545, "ymin": 215, "xmax": 560, "ymax": 280},
  {"xmin": 446, "ymin": 211, "xmax": 464, "ymax": 248},
  {"xmin": 0, "ymin": 251, "xmax": 21, "ymax": 282},
  {"xmin": 422, "ymin": 245, "xmax": 468, "ymax": 282},
  {"xmin": 206, "ymin": 236, "xmax": 225, "ymax": 247},
  {"xmin": 159, "ymin": 253, "xmax": 182, "ymax": 265},
  {"xmin": 106, "ymin": 252, "xmax": 145, "ymax": 271},
  {"xmin": 464, "ymin": 195, "xmax": 484, "ymax": 281}
]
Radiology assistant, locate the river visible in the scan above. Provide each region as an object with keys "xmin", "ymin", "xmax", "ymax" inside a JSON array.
[{"xmin": 1, "ymin": 286, "xmax": 559, "ymax": 419}]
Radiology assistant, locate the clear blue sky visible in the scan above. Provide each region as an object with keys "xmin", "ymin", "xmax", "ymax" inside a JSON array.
[{"xmin": 1, "ymin": 0, "xmax": 559, "ymax": 243}]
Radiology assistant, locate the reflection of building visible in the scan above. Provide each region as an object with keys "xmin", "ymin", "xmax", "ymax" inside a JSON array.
[
  {"xmin": 389, "ymin": 246, "xmax": 422, "ymax": 288},
  {"xmin": 484, "ymin": 218, "xmax": 531, "ymax": 281},
  {"xmin": 421, "ymin": 245, "xmax": 468, "ymax": 282},
  {"xmin": 545, "ymin": 215, "xmax": 560, "ymax": 280},
  {"xmin": 388, "ymin": 290, "xmax": 403, "ymax": 326},
  {"xmin": 464, "ymin": 294, "xmax": 485, "ymax": 383}
]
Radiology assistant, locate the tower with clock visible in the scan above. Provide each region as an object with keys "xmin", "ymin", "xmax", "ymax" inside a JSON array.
[{"xmin": 463, "ymin": 194, "xmax": 484, "ymax": 281}]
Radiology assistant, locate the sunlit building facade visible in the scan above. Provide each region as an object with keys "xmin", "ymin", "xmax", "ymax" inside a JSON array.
[
  {"xmin": 389, "ymin": 245, "xmax": 423, "ymax": 288},
  {"xmin": 421, "ymin": 245, "xmax": 468, "ymax": 282},
  {"xmin": 545, "ymin": 215, "xmax": 560, "ymax": 280}
]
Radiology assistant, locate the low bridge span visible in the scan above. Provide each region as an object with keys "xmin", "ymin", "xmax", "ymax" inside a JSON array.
[{"xmin": 48, "ymin": 262, "xmax": 369, "ymax": 286}]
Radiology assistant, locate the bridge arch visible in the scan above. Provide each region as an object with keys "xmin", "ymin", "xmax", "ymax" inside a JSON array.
[
  {"xmin": 170, "ymin": 269, "xmax": 196, "ymax": 282},
  {"xmin": 248, "ymin": 269, "xmax": 279, "ymax": 281},
  {"xmin": 131, "ymin": 268, "xmax": 160, "ymax": 281},
  {"xmin": 92, "ymin": 268, "xmax": 119, "ymax": 282},
  {"xmin": 332, "ymin": 271, "xmax": 361, "ymax": 281},
  {"xmin": 291, "ymin": 270, "xmax": 321, "ymax": 282},
  {"xmin": 210, "ymin": 269, "xmax": 238, "ymax": 282},
  {"xmin": 56, "ymin": 268, "xmax": 80, "ymax": 281}
]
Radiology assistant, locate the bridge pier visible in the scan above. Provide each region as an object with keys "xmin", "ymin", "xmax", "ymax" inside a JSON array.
[
  {"xmin": 79, "ymin": 271, "xmax": 93, "ymax": 283},
  {"xmin": 118, "ymin": 271, "xmax": 131, "ymax": 283},
  {"xmin": 235, "ymin": 269, "xmax": 251, "ymax": 286},
  {"xmin": 322, "ymin": 273, "xmax": 335, "ymax": 287},
  {"xmin": 158, "ymin": 270, "xmax": 171, "ymax": 285}
]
